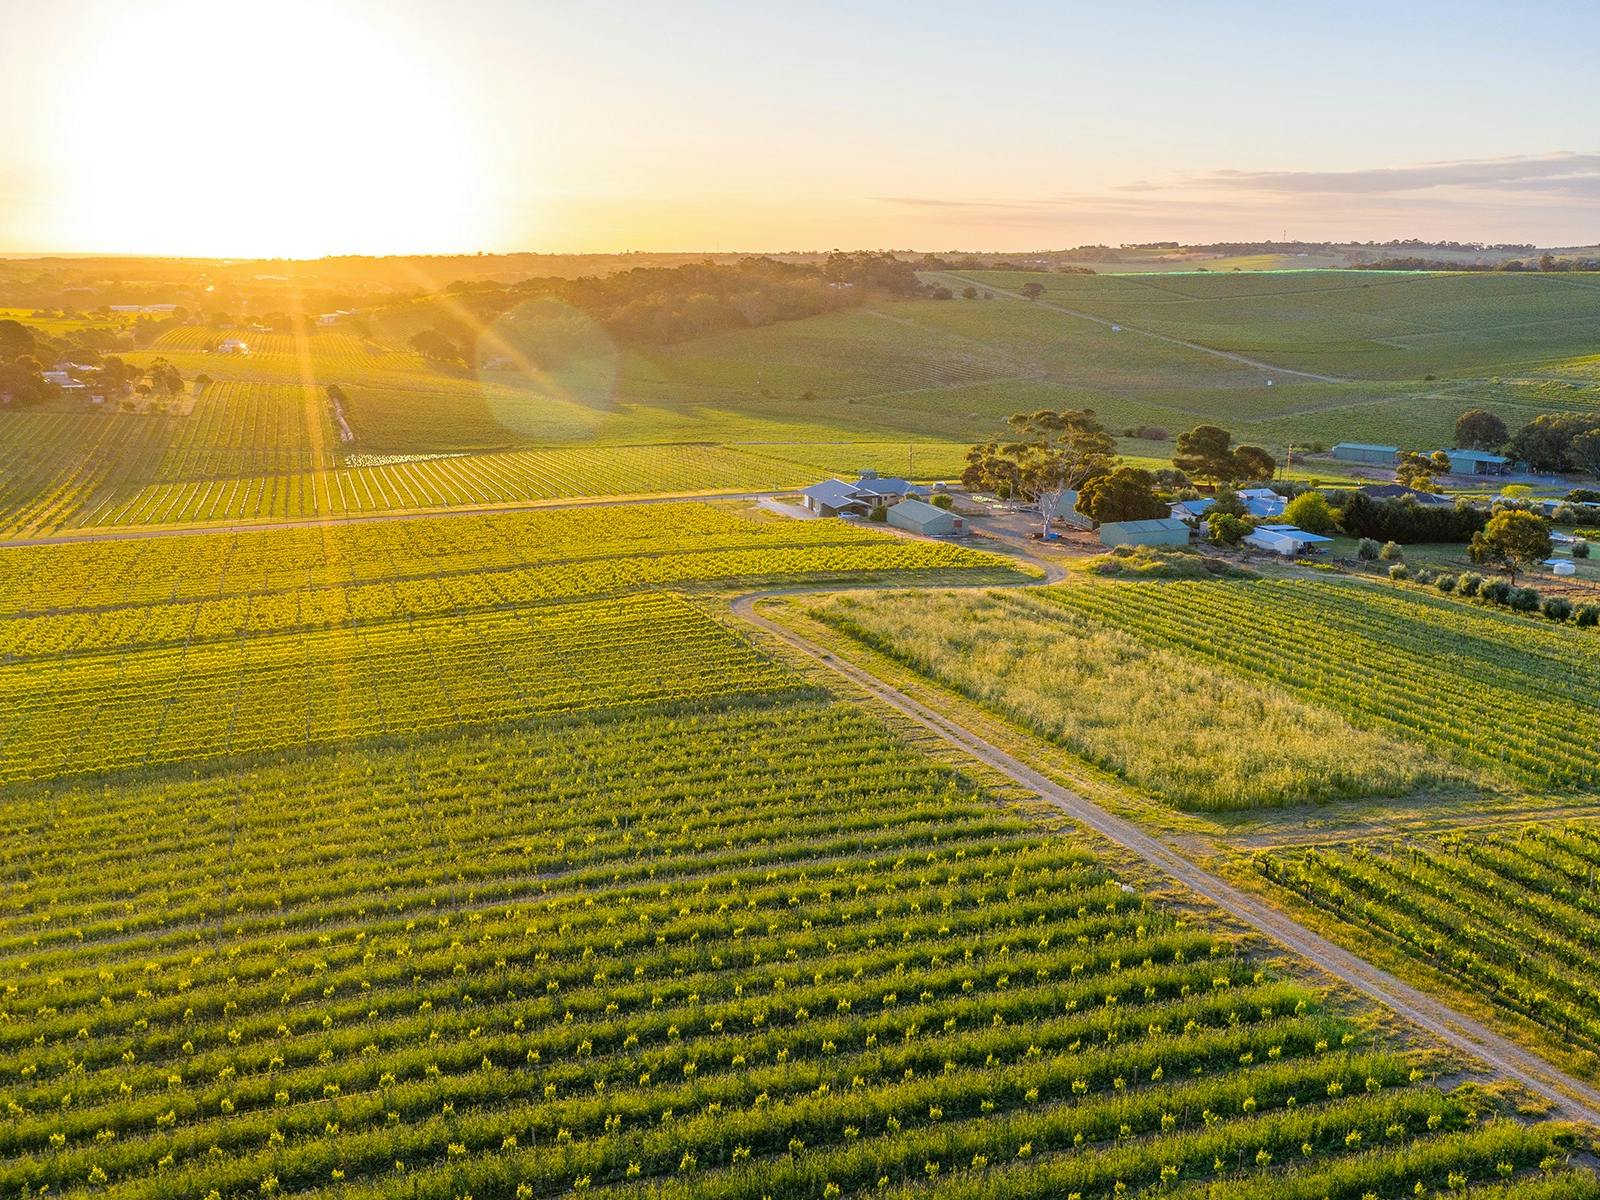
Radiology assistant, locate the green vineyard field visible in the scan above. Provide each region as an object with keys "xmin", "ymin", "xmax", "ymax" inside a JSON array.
[
  {"xmin": 804, "ymin": 588, "xmax": 1451, "ymax": 811},
  {"xmin": 1260, "ymin": 822, "xmax": 1600, "ymax": 1075},
  {"xmin": 1029, "ymin": 579, "xmax": 1600, "ymax": 792},
  {"xmin": 1, "ymin": 702, "xmax": 1588, "ymax": 1200},
  {"xmin": 0, "ymin": 503, "xmax": 1028, "ymax": 783}
]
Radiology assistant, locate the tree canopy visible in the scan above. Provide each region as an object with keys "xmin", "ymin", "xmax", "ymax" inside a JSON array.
[
  {"xmin": 1506, "ymin": 413, "xmax": 1600, "ymax": 473},
  {"xmin": 1394, "ymin": 451, "xmax": 1448, "ymax": 492},
  {"xmin": 963, "ymin": 408, "xmax": 1115, "ymax": 533},
  {"xmin": 1338, "ymin": 493, "xmax": 1486, "ymax": 544},
  {"xmin": 1077, "ymin": 466, "xmax": 1167, "ymax": 523},
  {"xmin": 1454, "ymin": 409, "xmax": 1507, "ymax": 451},
  {"xmin": 1469, "ymin": 510, "xmax": 1552, "ymax": 581},
  {"xmin": 1282, "ymin": 490, "xmax": 1338, "ymax": 534},
  {"xmin": 1172, "ymin": 425, "xmax": 1275, "ymax": 484}
]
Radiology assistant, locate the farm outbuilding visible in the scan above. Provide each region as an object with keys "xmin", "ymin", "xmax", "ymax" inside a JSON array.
[
  {"xmin": 1331, "ymin": 442, "xmax": 1400, "ymax": 466},
  {"xmin": 1244, "ymin": 524, "xmax": 1333, "ymax": 556},
  {"xmin": 1097, "ymin": 517, "xmax": 1190, "ymax": 547},
  {"xmin": 887, "ymin": 498, "xmax": 965, "ymax": 537},
  {"xmin": 1050, "ymin": 489, "xmax": 1095, "ymax": 529},
  {"xmin": 1436, "ymin": 449, "xmax": 1510, "ymax": 476},
  {"xmin": 1169, "ymin": 497, "xmax": 1216, "ymax": 522},
  {"xmin": 1545, "ymin": 558, "xmax": 1577, "ymax": 577}
]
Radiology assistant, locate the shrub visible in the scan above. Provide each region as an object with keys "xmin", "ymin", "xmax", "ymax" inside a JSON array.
[
  {"xmin": 869, "ymin": 505, "xmax": 887, "ymax": 523},
  {"xmin": 1387, "ymin": 564, "xmax": 1408, "ymax": 583},
  {"xmin": 1501, "ymin": 483, "xmax": 1533, "ymax": 498},
  {"xmin": 1574, "ymin": 539, "xmax": 1590, "ymax": 559},
  {"xmin": 1577, "ymin": 603, "xmax": 1600, "ymax": 627},
  {"xmin": 1568, "ymin": 488, "xmax": 1600, "ymax": 504},
  {"xmin": 1356, "ymin": 537, "xmax": 1381, "ymax": 561},
  {"xmin": 1282, "ymin": 491, "xmax": 1338, "ymax": 535},
  {"xmin": 1206, "ymin": 512, "xmax": 1251, "ymax": 547},
  {"xmin": 1481, "ymin": 578, "xmax": 1512, "ymax": 604},
  {"xmin": 1086, "ymin": 546, "xmax": 1254, "ymax": 580},
  {"xmin": 930, "ymin": 493, "xmax": 954, "ymax": 510},
  {"xmin": 1543, "ymin": 595, "xmax": 1573, "ymax": 622},
  {"xmin": 1509, "ymin": 586, "xmax": 1541, "ymax": 613},
  {"xmin": 1413, "ymin": 568, "xmax": 1434, "ymax": 586},
  {"xmin": 1434, "ymin": 573, "xmax": 1457, "ymax": 594},
  {"xmin": 1379, "ymin": 541, "xmax": 1404, "ymax": 561},
  {"xmin": 1458, "ymin": 573, "xmax": 1483, "ymax": 596}
]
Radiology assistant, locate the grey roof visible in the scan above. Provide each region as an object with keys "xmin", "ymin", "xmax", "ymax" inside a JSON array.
[
  {"xmin": 801, "ymin": 479, "xmax": 864, "ymax": 506},
  {"xmin": 1439, "ymin": 448, "xmax": 1509, "ymax": 463},
  {"xmin": 1332, "ymin": 442, "xmax": 1400, "ymax": 453},
  {"xmin": 1359, "ymin": 484, "xmax": 1454, "ymax": 506},
  {"xmin": 853, "ymin": 475, "xmax": 914, "ymax": 496},
  {"xmin": 1098, "ymin": 518, "xmax": 1189, "ymax": 535},
  {"xmin": 889, "ymin": 498, "xmax": 950, "ymax": 522}
]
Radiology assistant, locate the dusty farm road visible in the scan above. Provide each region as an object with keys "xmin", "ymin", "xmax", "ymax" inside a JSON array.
[
  {"xmin": 938, "ymin": 271, "xmax": 1348, "ymax": 384},
  {"xmin": 731, "ymin": 582, "xmax": 1600, "ymax": 1126}
]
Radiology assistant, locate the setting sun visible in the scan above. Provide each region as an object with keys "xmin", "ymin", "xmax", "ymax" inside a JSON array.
[{"xmin": 49, "ymin": 0, "xmax": 491, "ymax": 257}]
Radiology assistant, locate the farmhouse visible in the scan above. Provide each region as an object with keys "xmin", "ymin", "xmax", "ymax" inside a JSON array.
[
  {"xmin": 1435, "ymin": 448, "xmax": 1510, "ymax": 476},
  {"xmin": 1244, "ymin": 524, "xmax": 1333, "ymax": 556},
  {"xmin": 1331, "ymin": 442, "xmax": 1400, "ymax": 466},
  {"xmin": 887, "ymin": 498, "xmax": 965, "ymax": 537},
  {"xmin": 798, "ymin": 471, "xmax": 930, "ymax": 517},
  {"xmin": 1097, "ymin": 517, "xmax": 1189, "ymax": 548},
  {"xmin": 799, "ymin": 479, "xmax": 871, "ymax": 518},
  {"xmin": 850, "ymin": 470, "xmax": 920, "ymax": 504}
]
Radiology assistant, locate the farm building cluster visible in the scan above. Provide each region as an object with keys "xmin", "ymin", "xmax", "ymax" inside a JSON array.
[
  {"xmin": 1331, "ymin": 442, "xmax": 1510, "ymax": 475},
  {"xmin": 800, "ymin": 472, "xmax": 966, "ymax": 536}
]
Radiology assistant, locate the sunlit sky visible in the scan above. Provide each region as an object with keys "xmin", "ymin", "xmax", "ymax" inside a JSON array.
[{"xmin": 3, "ymin": 0, "xmax": 1598, "ymax": 256}]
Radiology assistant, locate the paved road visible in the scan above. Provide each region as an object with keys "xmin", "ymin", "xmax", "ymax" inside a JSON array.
[
  {"xmin": 732, "ymin": 588, "xmax": 1600, "ymax": 1126},
  {"xmin": 940, "ymin": 272, "xmax": 1348, "ymax": 384}
]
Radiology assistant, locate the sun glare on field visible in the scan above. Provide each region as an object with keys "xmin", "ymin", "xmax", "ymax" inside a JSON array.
[{"xmin": 54, "ymin": 0, "xmax": 492, "ymax": 258}]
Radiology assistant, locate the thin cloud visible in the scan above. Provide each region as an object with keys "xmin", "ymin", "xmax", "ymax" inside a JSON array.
[
  {"xmin": 873, "ymin": 196, "xmax": 1055, "ymax": 212},
  {"xmin": 1198, "ymin": 152, "xmax": 1600, "ymax": 196}
]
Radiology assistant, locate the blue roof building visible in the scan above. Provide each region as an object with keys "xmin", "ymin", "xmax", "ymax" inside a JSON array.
[
  {"xmin": 1436, "ymin": 449, "xmax": 1510, "ymax": 476},
  {"xmin": 1331, "ymin": 442, "xmax": 1400, "ymax": 466}
]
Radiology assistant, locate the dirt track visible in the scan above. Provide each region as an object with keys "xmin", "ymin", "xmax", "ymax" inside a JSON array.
[
  {"xmin": 940, "ymin": 272, "xmax": 1347, "ymax": 383},
  {"xmin": 732, "ymin": 586, "xmax": 1600, "ymax": 1126}
]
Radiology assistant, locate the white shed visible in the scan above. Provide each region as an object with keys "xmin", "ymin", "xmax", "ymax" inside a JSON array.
[{"xmin": 1244, "ymin": 524, "xmax": 1333, "ymax": 557}]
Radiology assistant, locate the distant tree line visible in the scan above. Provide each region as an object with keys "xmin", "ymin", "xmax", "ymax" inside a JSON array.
[
  {"xmin": 1355, "ymin": 254, "xmax": 1600, "ymax": 272},
  {"xmin": 383, "ymin": 253, "xmax": 944, "ymax": 351}
]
